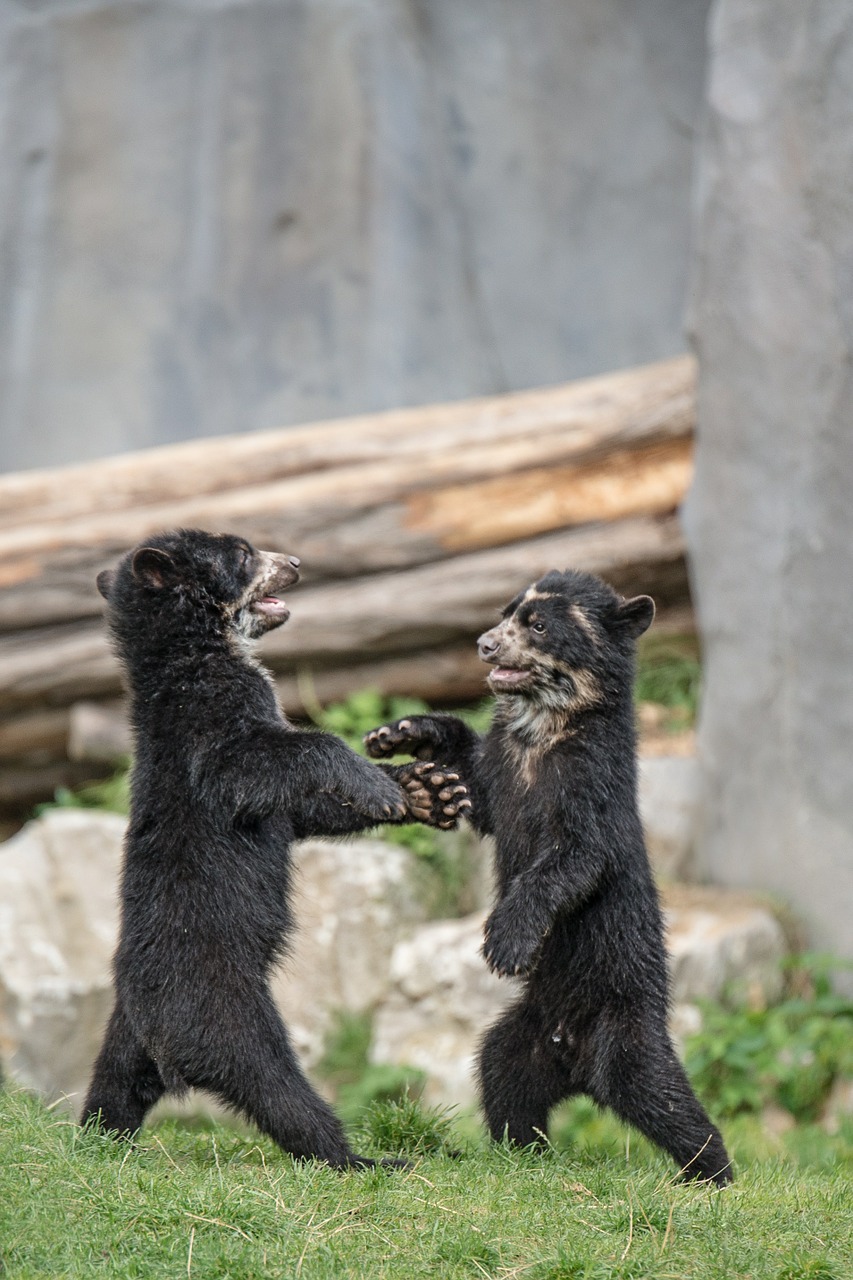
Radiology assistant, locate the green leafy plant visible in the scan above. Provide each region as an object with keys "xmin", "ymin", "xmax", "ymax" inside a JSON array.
[
  {"xmin": 36, "ymin": 763, "xmax": 131, "ymax": 817},
  {"xmin": 634, "ymin": 633, "xmax": 701, "ymax": 730},
  {"xmin": 684, "ymin": 956, "xmax": 853, "ymax": 1121},
  {"xmin": 310, "ymin": 686, "xmax": 431, "ymax": 755}
]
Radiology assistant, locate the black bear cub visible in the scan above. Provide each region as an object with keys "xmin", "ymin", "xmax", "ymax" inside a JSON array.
[
  {"xmin": 84, "ymin": 529, "xmax": 468, "ymax": 1169},
  {"xmin": 366, "ymin": 570, "xmax": 732, "ymax": 1185}
]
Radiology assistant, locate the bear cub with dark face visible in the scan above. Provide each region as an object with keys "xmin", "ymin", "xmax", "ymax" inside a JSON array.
[
  {"xmin": 366, "ymin": 569, "xmax": 732, "ymax": 1185},
  {"xmin": 83, "ymin": 528, "xmax": 468, "ymax": 1169}
]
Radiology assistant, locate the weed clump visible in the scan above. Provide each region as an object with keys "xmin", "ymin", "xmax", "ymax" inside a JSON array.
[{"xmin": 354, "ymin": 1092, "xmax": 461, "ymax": 1159}]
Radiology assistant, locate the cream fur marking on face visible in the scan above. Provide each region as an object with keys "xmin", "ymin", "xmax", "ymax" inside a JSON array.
[
  {"xmin": 565, "ymin": 667, "xmax": 602, "ymax": 714},
  {"xmin": 495, "ymin": 666, "xmax": 603, "ymax": 787},
  {"xmin": 227, "ymin": 551, "xmax": 287, "ymax": 616},
  {"xmin": 570, "ymin": 603, "xmax": 599, "ymax": 644},
  {"xmin": 226, "ymin": 551, "xmax": 297, "ymax": 638}
]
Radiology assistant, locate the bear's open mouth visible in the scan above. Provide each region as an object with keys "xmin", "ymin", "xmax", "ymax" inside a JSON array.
[
  {"xmin": 252, "ymin": 595, "xmax": 290, "ymax": 620},
  {"xmin": 488, "ymin": 666, "xmax": 533, "ymax": 687}
]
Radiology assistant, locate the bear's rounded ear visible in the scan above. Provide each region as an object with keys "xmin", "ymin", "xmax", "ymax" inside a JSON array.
[
  {"xmin": 612, "ymin": 594, "xmax": 655, "ymax": 639},
  {"xmin": 131, "ymin": 547, "xmax": 177, "ymax": 590},
  {"xmin": 96, "ymin": 569, "xmax": 116, "ymax": 601}
]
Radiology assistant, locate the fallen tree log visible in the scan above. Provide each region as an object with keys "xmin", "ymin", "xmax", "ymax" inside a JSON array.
[
  {"xmin": 4, "ymin": 601, "xmax": 696, "ymax": 771},
  {"xmin": 0, "ymin": 356, "xmax": 693, "ymax": 528},
  {"xmin": 0, "ymin": 761, "xmax": 114, "ymax": 812},
  {"xmin": 0, "ymin": 357, "xmax": 698, "ymax": 820},
  {"xmin": 0, "ymin": 357, "xmax": 694, "ymax": 632},
  {"xmin": 0, "ymin": 707, "xmax": 71, "ymax": 765},
  {"xmin": 0, "ymin": 515, "xmax": 686, "ymax": 714}
]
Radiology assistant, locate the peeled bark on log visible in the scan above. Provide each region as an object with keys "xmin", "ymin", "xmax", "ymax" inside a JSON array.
[
  {"xmin": 56, "ymin": 648, "xmax": 489, "ymax": 767},
  {"xmin": 0, "ymin": 514, "xmax": 686, "ymax": 714},
  {"xmin": 0, "ymin": 357, "xmax": 697, "ymax": 820},
  {"xmin": 262, "ymin": 513, "xmax": 687, "ymax": 663},
  {"xmin": 0, "ymin": 358, "xmax": 694, "ymax": 632}
]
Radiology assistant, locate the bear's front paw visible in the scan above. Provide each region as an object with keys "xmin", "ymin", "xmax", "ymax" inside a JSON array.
[
  {"xmin": 358, "ymin": 770, "xmax": 409, "ymax": 822},
  {"xmin": 394, "ymin": 762, "xmax": 471, "ymax": 830},
  {"xmin": 363, "ymin": 717, "xmax": 441, "ymax": 762},
  {"xmin": 482, "ymin": 908, "xmax": 541, "ymax": 978}
]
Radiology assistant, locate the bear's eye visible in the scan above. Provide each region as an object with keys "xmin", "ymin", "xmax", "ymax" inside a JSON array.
[
  {"xmin": 530, "ymin": 621, "xmax": 546, "ymax": 634},
  {"xmin": 238, "ymin": 546, "xmax": 252, "ymax": 570}
]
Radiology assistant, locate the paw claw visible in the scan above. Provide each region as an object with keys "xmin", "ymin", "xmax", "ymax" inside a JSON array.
[{"xmin": 439, "ymin": 784, "xmax": 467, "ymax": 801}]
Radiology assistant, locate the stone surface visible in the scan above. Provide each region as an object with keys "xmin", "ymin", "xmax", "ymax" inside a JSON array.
[
  {"xmin": 0, "ymin": 809, "xmax": 792, "ymax": 1116},
  {"xmin": 638, "ymin": 755, "xmax": 701, "ymax": 879},
  {"xmin": 0, "ymin": 0, "xmax": 711, "ymax": 471},
  {"xmin": 0, "ymin": 814, "xmax": 426, "ymax": 1110},
  {"xmin": 272, "ymin": 838, "xmax": 428, "ymax": 1069},
  {"xmin": 685, "ymin": 0, "xmax": 853, "ymax": 970},
  {"xmin": 371, "ymin": 914, "xmax": 519, "ymax": 1108},
  {"xmin": 665, "ymin": 893, "xmax": 786, "ymax": 1007},
  {"xmin": 0, "ymin": 810, "xmax": 125, "ymax": 1108},
  {"xmin": 372, "ymin": 888, "xmax": 788, "ymax": 1107}
]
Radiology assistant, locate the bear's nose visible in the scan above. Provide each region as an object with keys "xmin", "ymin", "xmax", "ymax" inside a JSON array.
[
  {"xmin": 477, "ymin": 631, "xmax": 500, "ymax": 660},
  {"xmin": 287, "ymin": 555, "xmax": 301, "ymax": 569}
]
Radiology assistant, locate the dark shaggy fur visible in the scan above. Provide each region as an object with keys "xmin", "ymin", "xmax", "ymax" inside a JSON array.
[
  {"xmin": 82, "ymin": 529, "xmax": 468, "ymax": 1169},
  {"xmin": 365, "ymin": 570, "xmax": 732, "ymax": 1185}
]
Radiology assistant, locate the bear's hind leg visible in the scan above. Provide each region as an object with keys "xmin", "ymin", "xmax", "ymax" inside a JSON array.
[
  {"xmin": 479, "ymin": 1004, "xmax": 573, "ymax": 1148},
  {"xmin": 589, "ymin": 1023, "xmax": 732, "ymax": 1186},
  {"xmin": 188, "ymin": 997, "xmax": 382, "ymax": 1169},
  {"xmin": 82, "ymin": 1002, "xmax": 166, "ymax": 1136}
]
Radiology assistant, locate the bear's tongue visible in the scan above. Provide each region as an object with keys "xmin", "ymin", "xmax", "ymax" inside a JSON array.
[
  {"xmin": 254, "ymin": 596, "xmax": 288, "ymax": 617},
  {"xmin": 489, "ymin": 667, "xmax": 529, "ymax": 685}
]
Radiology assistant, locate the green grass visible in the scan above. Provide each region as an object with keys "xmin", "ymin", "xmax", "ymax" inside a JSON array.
[{"xmin": 1, "ymin": 1088, "xmax": 851, "ymax": 1280}]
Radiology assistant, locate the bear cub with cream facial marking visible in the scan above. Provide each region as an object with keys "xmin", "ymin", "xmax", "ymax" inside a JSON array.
[
  {"xmin": 366, "ymin": 569, "xmax": 732, "ymax": 1185},
  {"xmin": 83, "ymin": 529, "xmax": 468, "ymax": 1170}
]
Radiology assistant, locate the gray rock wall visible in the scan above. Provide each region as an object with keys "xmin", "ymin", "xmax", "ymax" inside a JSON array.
[
  {"xmin": 0, "ymin": 0, "xmax": 711, "ymax": 471},
  {"xmin": 686, "ymin": 1, "xmax": 853, "ymax": 963}
]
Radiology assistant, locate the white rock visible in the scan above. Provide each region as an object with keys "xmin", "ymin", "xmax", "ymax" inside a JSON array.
[
  {"xmin": 1, "ymin": 809, "xmax": 790, "ymax": 1118},
  {"xmin": 271, "ymin": 838, "xmax": 428, "ymax": 1068},
  {"xmin": 665, "ymin": 897, "xmax": 786, "ymax": 1006},
  {"xmin": 371, "ymin": 913, "xmax": 519, "ymax": 1108},
  {"xmin": 0, "ymin": 810, "xmax": 125, "ymax": 1108}
]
